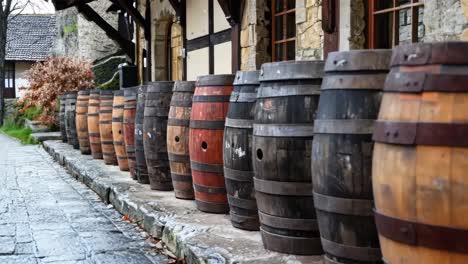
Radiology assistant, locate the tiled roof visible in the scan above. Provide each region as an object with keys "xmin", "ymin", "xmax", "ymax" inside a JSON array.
[{"xmin": 6, "ymin": 15, "xmax": 56, "ymax": 61}]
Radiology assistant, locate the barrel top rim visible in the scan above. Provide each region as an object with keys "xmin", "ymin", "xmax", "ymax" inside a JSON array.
[
  {"xmin": 77, "ymin": 90, "xmax": 91, "ymax": 95},
  {"xmin": 391, "ymin": 41, "xmax": 468, "ymax": 66},
  {"xmin": 234, "ymin": 70, "xmax": 260, "ymax": 85},
  {"xmin": 196, "ymin": 74, "xmax": 235, "ymax": 87},
  {"xmin": 89, "ymin": 89, "xmax": 101, "ymax": 94},
  {"xmin": 259, "ymin": 60, "xmax": 325, "ymax": 81},
  {"xmin": 113, "ymin": 90, "xmax": 124, "ymax": 95},
  {"xmin": 99, "ymin": 90, "xmax": 115, "ymax": 94},
  {"xmin": 325, "ymin": 49, "xmax": 392, "ymax": 72},
  {"xmin": 173, "ymin": 80, "xmax": 196, "ymax": 92}
]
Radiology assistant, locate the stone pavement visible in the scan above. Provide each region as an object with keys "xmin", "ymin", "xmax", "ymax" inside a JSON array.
[{"xmin": 0, "ymin": 133, "xmax": 168, "ymax": 264}]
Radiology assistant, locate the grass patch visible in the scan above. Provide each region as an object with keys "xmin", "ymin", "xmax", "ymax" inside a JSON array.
[
  {"xmin": 22, "ymin": 106, "xmax": 42, "ymax": 120},
  {"xmin": 0, "ymin": 120, "xmax": 38, "ymax": 145}
]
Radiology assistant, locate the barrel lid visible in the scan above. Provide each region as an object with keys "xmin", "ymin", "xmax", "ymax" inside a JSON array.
[
  {"xmin": 196, "ymin": 74, "xmax": 235, "ymax": 87},
  {"xmin": 113, "ymin": 90, "xmax": 124, "ymax": 95},
  {"xmin": 145, "ymin": 81, "xmax": 174, "ymax": 93},
  {"xmin": 78, "ymin": 90, "xmax": 90, "ymax": 95},
  {"xmin": 124, "ymin": 87, "xmax": 138, "ymax": 96},
  {"xmin": 325, "ymin": 50, "xmax": 392, "ymax": 72},
  {"xmin": 173, "ymin": 81, "xmax": 196, "ymax": 92},
  {"xmin": 392, "ymin": 42, "xmax": 468, "ymax": 66},
  {"xmin": 89, "ymin": 89, "xmax": 101, "ymax": 94},
  {"xmin": 234, "ymin": 70, "xmax": 260, "ymax": 85},
  {"xmin": 99, "ymin": 90, "xmax": 114, "ymax": 95},
  {"xmin": 260, "ymin": 60, "xmax": 325, "ymax": 81}
]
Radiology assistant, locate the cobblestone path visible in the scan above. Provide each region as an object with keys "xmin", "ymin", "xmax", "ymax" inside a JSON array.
[{"xmin": 0, "ymin": 133, "xmax": 168, "ymax": 264}]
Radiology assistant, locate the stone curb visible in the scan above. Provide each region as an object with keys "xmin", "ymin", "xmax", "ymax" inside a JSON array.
[{"xmin": 42, "ymin": 140, "xmax": 322, "ymax": 264}]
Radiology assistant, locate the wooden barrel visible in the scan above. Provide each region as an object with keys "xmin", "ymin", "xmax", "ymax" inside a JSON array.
[
  {"xmin": 189, "ymin": 74, "xmax": 235, "ymax": 213},
  {"xmin": 65, "ymin": 91, "xmax": 79, "ymax": 149},
  {"xmin": 168, "ymin": 81, "xmax": 196, "ymax": 199},
  {"xmin": 112, "ymin": 90, "xmax": 129, "ymax": 171},
  {"xmin": 123, "ymin": 87, "xmax": 138, "ymax": 179},
  {"xmin": 59, "ymin": 94, "xmax": 67, "ymax": 142},
  {"xmin": 143, "ymin": 81, "xmax": 174, "ymax": 190},
  {"xmin": 99, "ymin": 90, "xmax": 117, "ymax": 165},
  {"xmin": 88, "ymin": 90, "xmax": 102, "ymax": 159},
  {"xmin": 223, "ymin": 70, "xmax": 260, "ymax": 231},
  {"xmin": 373, "ymin": 42, "xmax": 468, "ymax": 263},
  {"xmin": 252, "ymin": 61, "xmax": 324, "ymax": 255},
  {"xmin": 311, "ymin": 50, "xmax": 391, "ymax": 264},
  {"xmin": 76, "ymin": 90, "xmax": 91, "ymax": 155},
  {"xmin": 135, "ymin": 85, "xmax": 149, "ymax": 184}
]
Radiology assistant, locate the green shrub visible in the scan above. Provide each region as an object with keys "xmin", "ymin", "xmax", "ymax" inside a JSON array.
[
  {"xmin": 22, "ymin": 106, "xmax": 42, "ymax": 120},
  {"xmin": 0, "ymin": 120, "xmax": 38, "ymax": 145}
]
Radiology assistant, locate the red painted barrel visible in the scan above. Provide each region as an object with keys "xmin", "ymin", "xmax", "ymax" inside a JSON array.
[{"xmin": 189, "ymin": 74, "xmax": 234, "ymax": 213}]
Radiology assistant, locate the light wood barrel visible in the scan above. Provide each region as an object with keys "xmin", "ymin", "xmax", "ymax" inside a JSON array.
[
  {"xmin": 112, "ymin": 90, "xmax": 128, "ymax": 171},
  {"xmin": 76, "ymin": 90, "xmax": 91, "ymax": 155},
  {"xmin": 373, "ymin": 42, "xmax": 468, "ymax": 264},
  {"xmin": 167, "ymin": 81, "xmax": 196, "ymax": 199},
  {"xmin": 88, "ymin": 90, "xmax": 102, "ymax": 159},
  {"xmin": 99, "ymin": 90, "xmax": 117, "ymax": 165}
]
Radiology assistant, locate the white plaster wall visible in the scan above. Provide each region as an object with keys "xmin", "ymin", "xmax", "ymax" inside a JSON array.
[{"xmin": 14, "ymin": 62, "xmax": 33, "ymax": 98}]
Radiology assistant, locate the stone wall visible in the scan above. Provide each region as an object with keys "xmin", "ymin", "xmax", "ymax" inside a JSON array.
[
  {"xmin": 54, "ymin": 0, "xmax": 121, "ymax": 63},
  {"xmin": 240, "ymin": 0, "xmax": 271, "ymax": 70},
  {"xmin": 296, "ymin": 0, "xmax": 323, "ymax": 60},
  {"xmin": 3, "ymin": 99, "xmax": 19, "ymax": 123},
  {"xmin": 423, "ymin": 0, "xmax": 467, "ymax": 41}
]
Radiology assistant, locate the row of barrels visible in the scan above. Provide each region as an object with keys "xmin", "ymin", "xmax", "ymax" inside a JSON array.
[{"xmin": 58, "ymin": 41, "xmax": 468, "ymax": 263}]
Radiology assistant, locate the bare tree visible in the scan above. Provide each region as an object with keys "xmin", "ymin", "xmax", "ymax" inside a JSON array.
[{"xmin": 0, "ymin": 0, "xmax": 35, "ymax": 126}]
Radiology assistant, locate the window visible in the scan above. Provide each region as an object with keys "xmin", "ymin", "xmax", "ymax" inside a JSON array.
[
  {"xmin": 272, "ymin": 0, "xmax": 296, "ymax": 61},
  {"xmin": 367, "ymin": 0, "xmax": 424, "ymax": 49},
  {"xmin": 3, "ymin": 62, "xmax": 15, "ymax": 98}
]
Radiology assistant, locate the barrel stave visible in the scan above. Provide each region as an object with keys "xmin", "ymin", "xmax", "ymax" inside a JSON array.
[
  {"xmin": 135, "ymin": 86, "xmax": 149, "ymax": 184},
  {"xmin": 88, "ymin": 90, "xmax": 102, "ymax": 159},
  {"xmin": 112, "ymin": 90, "xmax": 129, "ymax": 171},
  {"xmin": 123, "ymin": 87, "xmax": 138, "ymax": 178},
  {"xmin": 65, "ymin": 92, "xmax": 79, "ymax": 149},
  {"xmin": 99, "ymin": 91, "xmax": 117, "ymax": 165},
  {"xmin": 76, "ymin": 90, "xmax": 91, "ymax": 155}
]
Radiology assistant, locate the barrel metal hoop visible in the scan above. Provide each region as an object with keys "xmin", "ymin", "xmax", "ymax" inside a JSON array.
[
  {"xmin": 227, "ymin": 195, "xmax": 257, "ymax": 210},
  {"xmin": 260, "ymin": 227, "xmax": 323, "ymax": 255},
  {"xmin": 385, "ymin": 71, "xmax": 468, "ymax": 93},
  {"xmin": 88, "ymin": 113, "xmax": 99, "ymax": 116},
  {"xmin": 126, "ymin": 146, "xmax": 135, "ymax": 152},
  {"xmin": 313, "ymin": 192, "xmax": 374, "ymax": 216},
  {"xmin": 88, "ymin": 103, "xmax": 100, "ymax": 107},
  {"xmin": 113, "ymin": 105, "xmax": 124, "ymax": 109},
  {"xmin": 225, "ymin": 118, "xmax": 253, "ymax": 129},
  {"xmin": 254, "ymin": 178, "xmax": 312, "ymax": 196},
  {"xmin": 257, "ymin": 84, "xmax": 321, "ymax": 98},
  {"xmin": 253, "ymin": 124, "xmax": 314, "ymax": 137},
  {"xmin": 314, "ymin": 119, "xmax": 375, "ymax": 135},
  {"xmin": 193, "ymin": 184, "xmax": 226, "ymax": 194},
  {"xmin": 190, "ymin": 120, "xmax": 225, "ymax": 130},
  {"xmin": 374, "ymin": 210, "xmax": 468, "ymax": 254},
  {"xmin": 88, "ymin": 133, "xmax": 100, "ymax": 137},
  {"xmin": 171, "ymin": 173, "xmax": 193, "ymax": 182},
  {"xmin": 192, "ymin": 95, "xmax": 231, "ymax": 103},
  {"xmin": 99, "ymin": 120, "xmax": 112, "ymax": 124},
  {"xmin": 259, "ymin": 211, "xmax": 318, "ymax": 231},
  {"xmin": 170, "ymin": 100, "xmax": 193, "ymax": 107},
  {"xmin": 117, "ymin": 155, "xmax": 128, "ymax": 159},
  {"xmin": 113, "ymin": 141, "xmax": 124, "ymax": 146},
  {"xmin": 168, "ymin": 153, "xmax": 190, "ymax": 163},
  {"xmin": 223, "ymin": 167, "xmax": 254, "ymax": 182},
  {"xmin": 321, "ymin": 238, "xmax": 382, "ymax": 262},
  {"xmin": 99, "ymin": 103, "xmax": 114, "ymax": 107},
  {"xmin": 102, "ymin": 152, "xmax": 116, "ymax": 156},
  {"xmin": 321, "ymin": 74, "xmax": 387, "ymax": 90},
  {"xmin": 112, "ymin": 117, "xmax": 123, "ymax": 122},
  {"xmin": 373, "ymin": 121, "xmax": 468, "ymax": 147},
  {"xmin": 101, "ymin": 141, "xmax": 114, "ymax": 145},
  {"xmin": 229, "ymin": 91, "xmax": 257, "ymax": 102},
  {"xmin": 191, "ymin": 161, "xmax": 224, "ymax": 174},
  {"xmin": 168, "ymin": 118, "xmax": 190, "ymax": 127},
  {"xmin": 99, "ymin": 110, "xmax": 113, "ymax": 114},
  {"xmin": 195, "ymin": 200, "xmax": 230, "ymax": 213}
]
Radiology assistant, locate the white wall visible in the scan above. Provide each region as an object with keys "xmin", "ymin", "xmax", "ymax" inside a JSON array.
[{"xmin": 14, "ymin": 62, "xmax": 33, "ymax": 98}]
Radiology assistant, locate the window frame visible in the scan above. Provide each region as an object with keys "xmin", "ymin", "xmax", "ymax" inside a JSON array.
[
  {"xmin": 271, "ymin": 0, "xmax": 296, "ymax": 61},
  {"xmin": 367, "ymin": 0, "xmax": 424, "ymax": 49}
]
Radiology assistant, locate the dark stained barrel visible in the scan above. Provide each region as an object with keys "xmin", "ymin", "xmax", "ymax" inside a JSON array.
[
  {"xmin": 373, "ymin": 42, "xmax": 468, "ymax": 263},
  {"xmin": 167, "ymin": 81, "xmax": 196, "ymax": 199},
  {"xmin": 99, "ymin": 90, "xmax": 117, "ymax": 165},
  {"xmin": 112, "ymin": 90, "xmax": 129, "ymax": 171},
  {"xmin": 76, "ymin": 90, "xmax": 91, "ymax": 155},
  {"xmin": 189, "ymin": 74, "xmax": 235, "ymax": 213},
  {"xmin": 59, "ymin": 94, "xmax": 67, "ymax": 142},
  {"xmin": 88, "ymin": 90, "xmax": 102, "ymax": 159},
  {"xmin": 65, "ymin": 91, "xmax": 79, "ymax": 149},
  {"xmin": 253, "ymin": 61, "xmax": 324, "ymax": 255},
  {"xmin": 223, "ymin": 70, "xmax": 260, "ymax": 231},
  {"xmin": 143, "ymin": 81, "xmax": 174, "ymax": 190},
  {"xmin": 123, "ymin": 87, "xmax": 138, "ymax": 179},
  {"xmin": 135, "ymin": 85, "xmax": 149, "ymax": 184},
  {"xmin": 312, "ymin": 50, "xmax": 391, "ymax": 264}
]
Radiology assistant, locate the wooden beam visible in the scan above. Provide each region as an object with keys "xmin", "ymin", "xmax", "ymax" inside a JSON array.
[
  {"xmin": 51, "ymin": 0, "xmax": 94, "ymax": 11},
  {"xmin": 168, "ymin": 0, "xmax": 181, "ymax": 15},
  {"xmin": 77, "ymin": 4, "xmax": 135, "ymax": 62},
  {"xmin": 114, "ymin": 0, "xmax": 146, "ymax": 29},
  {"xmin": 217, "ymin": 0, "xmax": 242, "ymax": 26}
]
